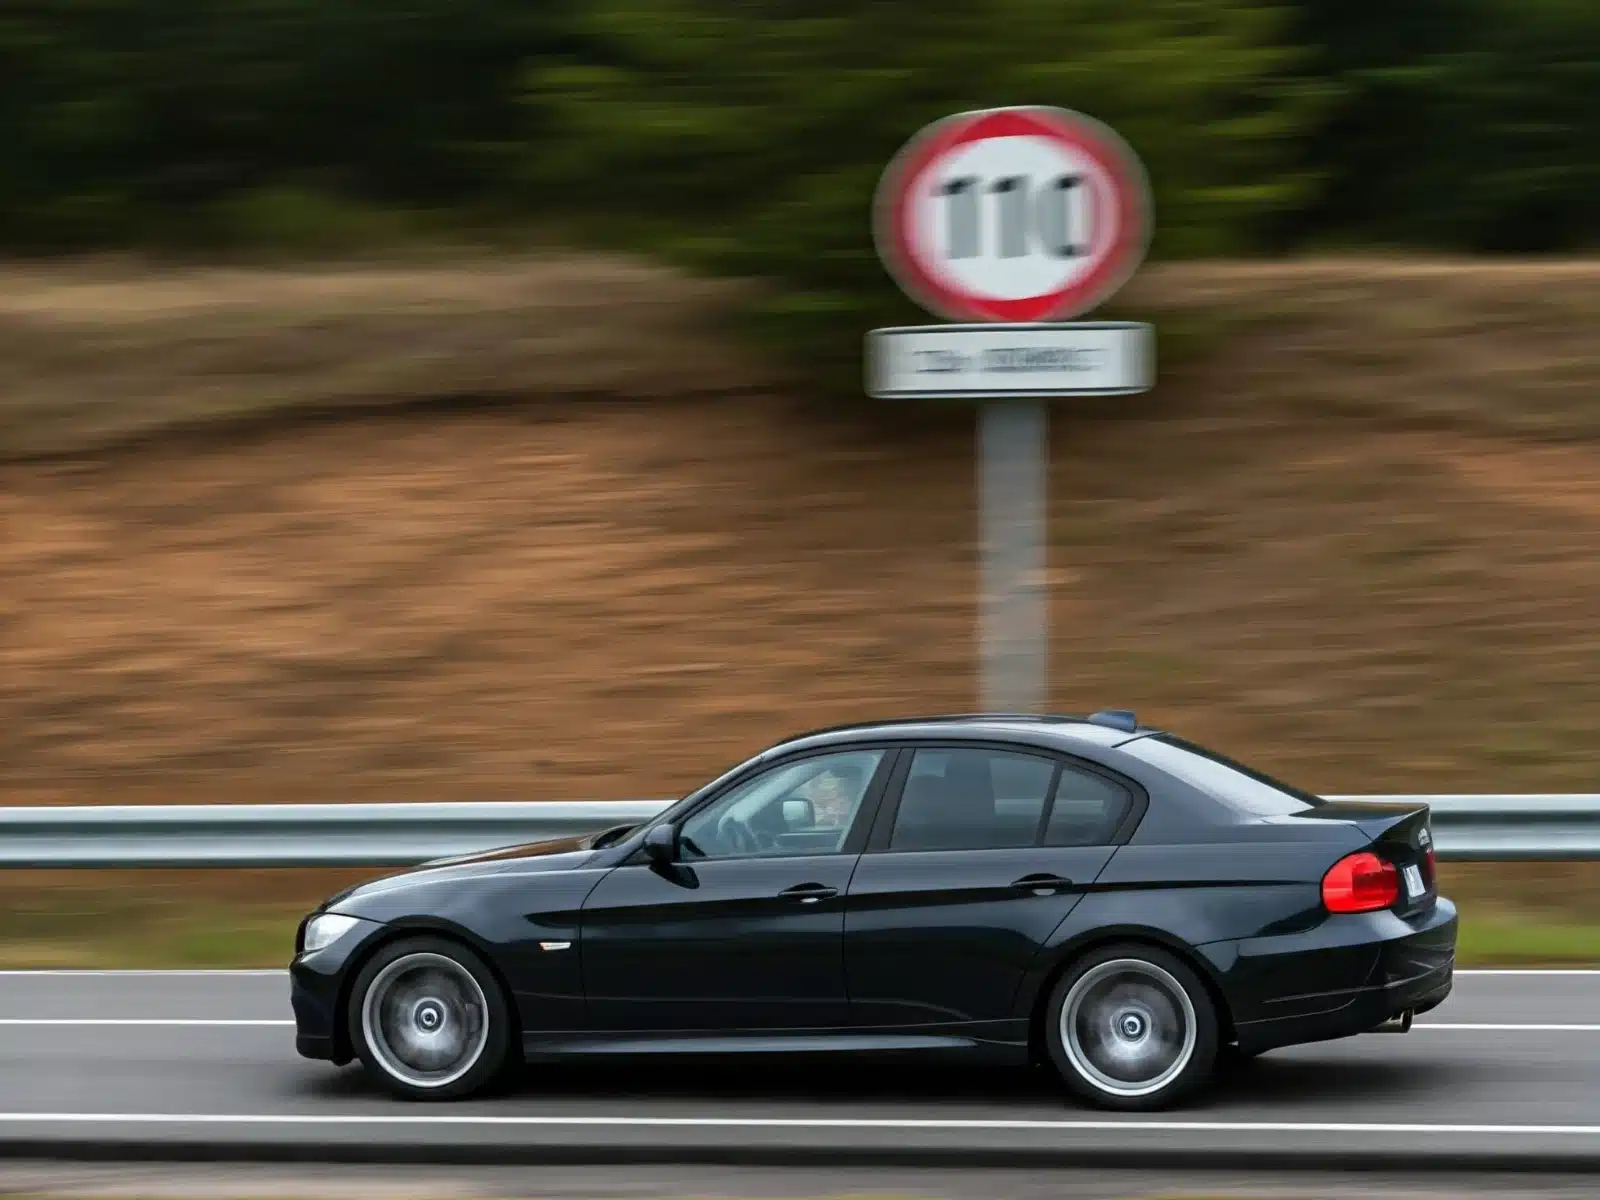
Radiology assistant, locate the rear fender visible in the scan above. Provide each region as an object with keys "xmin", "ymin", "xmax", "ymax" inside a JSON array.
[
  {"xmin": 1012, "ymin": 833, "xmax": 1369, "ymax": 1027},
  {"xmin": 1015, "ymin": 921, "xmax": 1240, "ymax": 1049}
]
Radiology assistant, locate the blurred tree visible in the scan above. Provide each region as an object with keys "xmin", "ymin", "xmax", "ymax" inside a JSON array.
[
  {"xmin": 1292, "ymin": 0, "xmax": 1600, "ymax": 251},
  {"xmin": 0, "ymin": 0, "xmax": 1591, "ymax": 273},
  {"xmin": 524, "ymin": 0, "xmax": 1318, "ymax": 380},
  {"xmin": 0, "ymin": 0, "xmax": 565, "ymax": 248}
]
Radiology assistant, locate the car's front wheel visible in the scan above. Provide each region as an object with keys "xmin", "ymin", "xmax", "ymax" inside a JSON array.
[
  {"xmin": 1043, "ymin": 943, "xmax": 1220, "ymax": 1111},
  {"xmin": 347, "ymin": 935, "xmax": 514, "ymax": 1101}
]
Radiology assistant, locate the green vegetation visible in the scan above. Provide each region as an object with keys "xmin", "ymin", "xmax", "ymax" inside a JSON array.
[
  {"xmin": 1, "ymin": 908, "xmax": 1592, "ymax": 970},
  {"xmin": 1290, "ymin": 0, "xmax": 1600, "ymax": 252},
  {"xmin": 0, "ymin": 896, "xmax": 305, "ymax": 969},
  {"xmin": 1456, "ymin": 918, "xmax": 1600, "ymax": 967}
]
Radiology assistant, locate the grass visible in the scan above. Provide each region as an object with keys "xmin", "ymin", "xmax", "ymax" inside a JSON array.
[
  {"xmin": 1120, "ymin": 258, "xmax": 1600, "ymax": 447},
  {"xmin": 1457, "ymin": 917, "xmax": 1600, "ymax": 966},
  {"xmin": 3, "ymin": 254, "xmax": 1598, "ymax": 462},
  {"xmin": 0, "ymin": 863, "xmax": 1594, "ymax": 970},
  {"xmin": 0, "ymin": 252, "xmax": 778, "ymax": 461}
]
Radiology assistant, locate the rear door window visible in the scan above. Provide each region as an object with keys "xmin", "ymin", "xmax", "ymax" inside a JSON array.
[
  {"xmin": 890, "ymin": 748, "xmax": 1056, "ymax": 851},
  {"xmin": 887, "ymin": 747, "xmax": 1136, "ymax": 851}
]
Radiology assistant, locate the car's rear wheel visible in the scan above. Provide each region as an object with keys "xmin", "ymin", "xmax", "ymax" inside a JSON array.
[
  {"xmin": 348, "ymin": 935, "xmax": 513, "ymax": 1101},
  {"xmin": 1218, "ymin": 1042, "xmax": 1263, "ymax": 1067},
  {"xmin": 1043, "ymin": 943, "xmax": 1220, "ymax": 1111}
]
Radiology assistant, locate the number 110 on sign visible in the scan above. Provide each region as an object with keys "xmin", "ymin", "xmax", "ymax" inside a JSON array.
[
  {"xmin": 937, "ymin": 173, "xmax": 1090, "ymax": 260},
  {"xmin": 877, "ymin": 106, "xmax": 1147, "ymax": 323}
]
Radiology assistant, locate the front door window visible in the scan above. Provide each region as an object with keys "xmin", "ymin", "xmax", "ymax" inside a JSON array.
[{"xmin": 677, "ymin": 748, "xmax": 887, "ymax": 860}]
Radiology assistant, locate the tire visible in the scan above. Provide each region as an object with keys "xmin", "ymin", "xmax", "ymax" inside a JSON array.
[
  {"xmin": 1042, "ymin": 942, "xmax": 1220, "ymax": 1111},
  {"xmin": 1218, "ymin": 1042, "xmax": 1263, "ymax": 1067},
  {"xmin": 347, "ymin": 935, "xmax": 515, "ymax": 1101}
]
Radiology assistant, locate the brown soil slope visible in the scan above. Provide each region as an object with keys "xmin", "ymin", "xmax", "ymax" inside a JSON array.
[{"xmin": 3, "ymin": 256, "xmax": 1600, "ymax": 805}]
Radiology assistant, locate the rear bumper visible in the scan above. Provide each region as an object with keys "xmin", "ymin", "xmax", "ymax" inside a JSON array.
[{"xmin": 1221, "ymin": 895, "xmax": 1458, "ymax": 1053}]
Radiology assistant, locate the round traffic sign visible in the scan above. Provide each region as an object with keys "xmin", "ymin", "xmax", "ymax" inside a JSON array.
[{"xmin": 874, "ymin": 106, "xmax": 1151, "ymax": 324}]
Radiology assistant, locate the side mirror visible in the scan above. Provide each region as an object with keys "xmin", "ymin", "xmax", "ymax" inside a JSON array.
[{"xmin": 643, "ymin": 823, "xmax": 678, "ymax": 865}]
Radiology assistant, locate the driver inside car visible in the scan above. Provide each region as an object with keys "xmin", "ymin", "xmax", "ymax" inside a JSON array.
[{"xmin": 798, "ymin": 762, "xmax": 865, "ymax": 830}]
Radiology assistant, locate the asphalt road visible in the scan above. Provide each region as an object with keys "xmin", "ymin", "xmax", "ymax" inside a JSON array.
[{"xmin": 2, "ymin": 969, "xmax": 1598, "ymax": 1169}]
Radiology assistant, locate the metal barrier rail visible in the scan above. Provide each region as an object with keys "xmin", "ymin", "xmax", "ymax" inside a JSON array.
[{"xmin": 0, "ymin": 795, "xmax": 1596, "ymax": 867}]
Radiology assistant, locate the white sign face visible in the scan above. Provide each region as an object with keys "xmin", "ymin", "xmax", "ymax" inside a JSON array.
[
  {"xmin": 875, "ymin": 107, "xmax": 1150, "ymax": 324},
  {"xmin": 866, "ymin": 323, "xmax": 1154, "ymax": 399}
]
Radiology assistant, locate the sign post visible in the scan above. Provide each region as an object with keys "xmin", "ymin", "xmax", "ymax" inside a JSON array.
[{"xmin": 867, "ymin": 105, "xmax": 1155, "ymax": 713}]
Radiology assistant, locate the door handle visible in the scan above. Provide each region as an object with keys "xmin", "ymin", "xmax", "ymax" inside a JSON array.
[
  {"xmin": 779, "ymin": 882, "xmax": 839, "ymax": 904},
  {"xmin": 1011, "ymin": 873, "xmax": 1074, "ymax": 895}
]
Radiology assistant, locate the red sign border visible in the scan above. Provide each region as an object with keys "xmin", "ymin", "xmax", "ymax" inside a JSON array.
[{"xmin": 873, "ymin": 106, "xmax": 1151, "ymax": 324}]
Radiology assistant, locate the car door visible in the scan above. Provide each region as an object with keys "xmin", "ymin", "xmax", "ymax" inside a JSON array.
[
  {"xmin": 843, "ymin": 743, "xmax": 1140, "ymax": 1040},
  {"xmin": 579, "ymin": 746, "xmax": 894, "ymax": 1033}
]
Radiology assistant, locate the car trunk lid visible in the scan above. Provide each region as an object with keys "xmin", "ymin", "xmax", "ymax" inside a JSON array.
[{"xmin": 1295, "ymin": 799, "xmax": 1437, "ymax": 913}]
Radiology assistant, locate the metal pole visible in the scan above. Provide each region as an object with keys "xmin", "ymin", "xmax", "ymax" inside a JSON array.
[{"xmin": 977, "ymin": 398, "xmax": 1048, "ymax": 712}]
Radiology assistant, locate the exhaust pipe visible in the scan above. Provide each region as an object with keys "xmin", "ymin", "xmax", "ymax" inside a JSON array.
[{"xmin": 1371, "ymin": 1009, "xmax": 1414, "ymax": 1033}]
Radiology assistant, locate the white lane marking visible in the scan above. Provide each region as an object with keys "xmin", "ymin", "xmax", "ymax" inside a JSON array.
[
  {"xmin": 1455, "ymin": 969, "xmax": 1600, "ymax": 976},
  {"xmin": 1417, "ymin": 1023, "xmax": 1600, "ymax": 1032},
  {"xmin": 0, "ymin": 1113, "xmax": 1596, "ymax": 1135},
  {"xmin": 0, "ymin": 970, "xmax": 284, "ymax": 977},
  {"xmin": 0, "ymin": 1018, "xmax": 289, "ymax": 1027}
]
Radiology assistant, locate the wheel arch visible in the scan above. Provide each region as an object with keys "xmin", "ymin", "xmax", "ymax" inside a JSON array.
[
  {"xmin": 1026, "ymin": 927, "xmax": 1237, "ymax": 1063},
  {"xmin": 330, "ymin": 917, "xmax": 523, "ymax": 1064}
]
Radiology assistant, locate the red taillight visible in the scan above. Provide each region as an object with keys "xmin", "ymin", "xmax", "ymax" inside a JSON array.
[
  {"xmin": 1322, "ymin": 851, "xmax": 1401, "ymax": 913},
  {"xmin": 1425, "ymin": 845, "xmax": 1437, "ymax": 886}
]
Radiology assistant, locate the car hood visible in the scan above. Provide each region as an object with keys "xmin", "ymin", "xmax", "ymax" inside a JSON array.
[
  {"xmin": 417, "ymin": 833, "xmax": 604, "ymax": 869},
  {"xmin": 318, "ymin": 834, "xmax": 606, "ymax": 912}
]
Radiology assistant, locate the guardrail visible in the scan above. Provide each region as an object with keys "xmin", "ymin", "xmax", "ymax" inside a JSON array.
[{"xmin": 1, "ymin": 795, "xmax": 1597, "ymax": 867}]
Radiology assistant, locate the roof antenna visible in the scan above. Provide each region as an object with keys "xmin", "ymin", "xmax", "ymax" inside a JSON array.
[{"xmin": 1087, "ymin": 708, "xmax": 1138, "ymax": 732}]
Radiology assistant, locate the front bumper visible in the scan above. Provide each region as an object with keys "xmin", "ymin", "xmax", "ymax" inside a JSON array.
[
  {"xmin": 288, "ymin": 913, "xmax": 388, "ymax": 1064},
  {"xmin": 1222, "ymin": 895, "xmax": 1458, "ymax": 1053}
]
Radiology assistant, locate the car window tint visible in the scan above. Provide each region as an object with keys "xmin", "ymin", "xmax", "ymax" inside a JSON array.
[
  {"xmin": 891, "ymin": 748, "xmax": 1055, "ymax": 852},
  {"xmin": 1124, "ymin": 734, "xmax": 1322, "ymax": 817},
  {"xmin": 678, "ymin": 749, "xmax": 885, "ymax": 860},
  {"xmin": 1042, "ymin": 765, "xmax": 1133, "ymax": 846}
]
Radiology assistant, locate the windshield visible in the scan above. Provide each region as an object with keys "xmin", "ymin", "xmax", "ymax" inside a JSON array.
[{"xmin": 1124, "ymin": 734, "xmax": 1324, "ymax": 817}]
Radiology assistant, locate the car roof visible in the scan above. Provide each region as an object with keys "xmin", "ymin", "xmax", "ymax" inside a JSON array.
[{"xmin": 767, "ymin": 712, "xmax": 1157, "ymax": 757}]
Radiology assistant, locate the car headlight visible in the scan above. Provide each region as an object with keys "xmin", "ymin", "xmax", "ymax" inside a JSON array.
[{"xmin": 301, "ymin": 912, "xmax": 362, "ymax": 955}]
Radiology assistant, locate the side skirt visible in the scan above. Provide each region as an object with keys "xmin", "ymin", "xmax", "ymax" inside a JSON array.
[{"xmin": 520, "ymin": 1029, "xmax": 1030, "ymax": 1063}]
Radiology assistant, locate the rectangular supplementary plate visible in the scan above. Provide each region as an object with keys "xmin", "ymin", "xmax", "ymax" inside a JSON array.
[{"xmin": 866, "ymin": 322, "xmax": 1154, "ymax": 400}]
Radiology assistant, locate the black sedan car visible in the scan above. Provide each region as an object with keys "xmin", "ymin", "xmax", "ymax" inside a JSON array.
[{"xmin": 290, "ymin": 711, "xmax": 1456, "ymax": 1110}]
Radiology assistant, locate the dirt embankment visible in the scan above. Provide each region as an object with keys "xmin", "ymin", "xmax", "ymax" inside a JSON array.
[{"xmin": 3, "ymin": 255, "xmax": 1600, "ymax": 806}]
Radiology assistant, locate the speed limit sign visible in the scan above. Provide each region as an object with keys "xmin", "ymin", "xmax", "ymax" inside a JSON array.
[
  {"xmin": 867, "ymin": 106, "xmax": 1155, "ymax": 719},
  {"xmin": 873, "ymin": 105, "xmax": 1150, "ymax": 323}
]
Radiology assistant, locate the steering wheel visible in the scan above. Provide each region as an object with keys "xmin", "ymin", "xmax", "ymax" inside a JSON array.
[{"xmin": 718, "ymin": 815, "xmax": 761, "ymax": 855}]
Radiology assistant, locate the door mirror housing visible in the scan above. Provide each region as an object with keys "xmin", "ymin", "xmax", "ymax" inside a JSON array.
[{"xmin": 643, "ymin": 823, "xmax": 679, "ymax": 865}]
